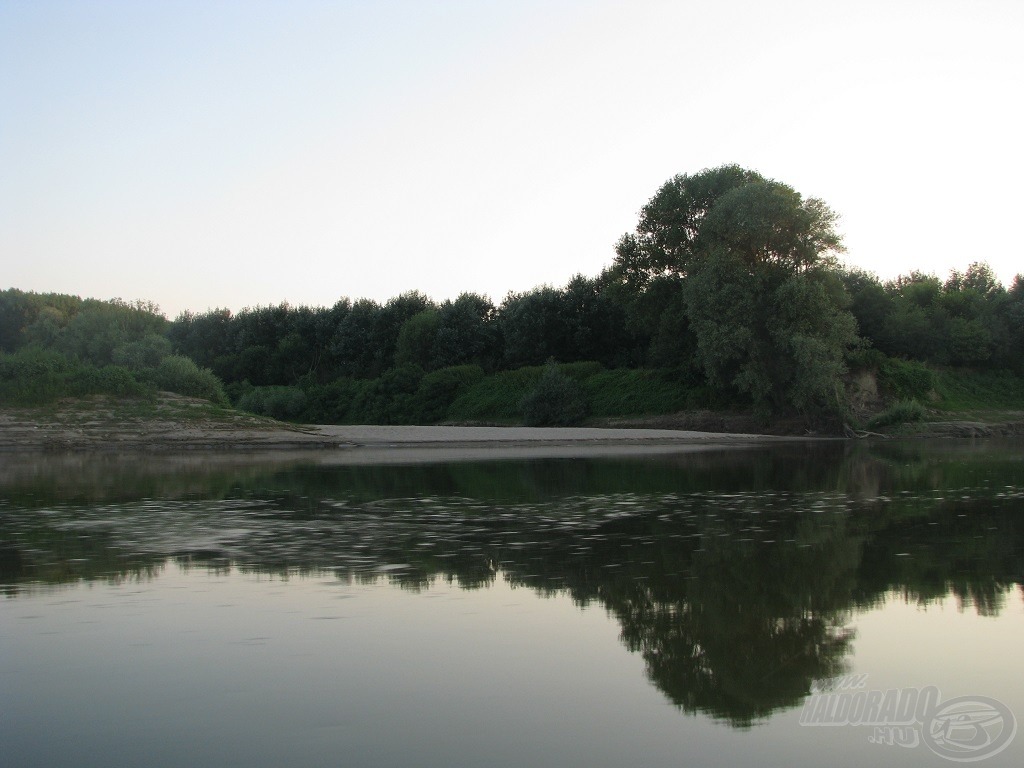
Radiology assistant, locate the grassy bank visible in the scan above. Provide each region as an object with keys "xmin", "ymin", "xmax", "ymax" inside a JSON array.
[
  {"xmin": 229, "ymin": 357, "xmax": 1024, "ymax": 435},
  {"xmin": 0, "ymin": 348, "xmax": 228, "ymax": 407},
  {"xmin": 231, "ymin": 361, "xmax": 727, "ymax": 427},
  {"xmin": 7, "ymin": 345, "xmax": 1020, "ymax": 437}
]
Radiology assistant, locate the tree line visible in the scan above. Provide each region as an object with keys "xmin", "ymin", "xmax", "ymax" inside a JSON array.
[{"xmin": 2, "ymin": 165, "xmax": 1022, "ymax": 424}]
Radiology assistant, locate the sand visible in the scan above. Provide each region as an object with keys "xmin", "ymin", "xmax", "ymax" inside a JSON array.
[{"xmin": 0, "ymin": 401, "xmax": 799, "ymax": 461}]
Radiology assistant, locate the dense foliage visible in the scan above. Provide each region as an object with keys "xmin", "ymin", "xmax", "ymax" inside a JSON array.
[
  {"xmin": 841, "ymin": 263, "xmax": 1024, "ymax": 372},
  {"xmin": 3, "ymin": 165, "xmax": 1022, "ymax": 423},
  {"xmin": 0, "ymin": 290, "xmax": 227, "ymax": 405}
]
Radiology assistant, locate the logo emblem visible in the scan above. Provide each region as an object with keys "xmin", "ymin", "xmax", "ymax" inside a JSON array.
[{"xmin": 922, "ymin": 696, "xmax": 1017, "ymax": 762}]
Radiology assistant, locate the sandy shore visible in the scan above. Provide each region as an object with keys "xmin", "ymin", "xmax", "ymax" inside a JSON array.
[
  {"xmin": 314, "ymin": 424, "xmax": 774, "ymax": 445},
  {"xmin": 306, "ymin": 424, "xmax": 799, "ymax": 462},
  {"xmin": 0, "ymin": 399, "xmax": 797, "ymax": 460}
]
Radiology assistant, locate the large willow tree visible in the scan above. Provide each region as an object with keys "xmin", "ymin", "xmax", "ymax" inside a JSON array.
[{"xmin": 610, "ymin": 165, "xmax": 858, "ymax": 418}]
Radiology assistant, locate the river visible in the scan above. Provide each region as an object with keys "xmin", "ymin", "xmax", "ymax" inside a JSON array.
[{"xmin": 1, "ymin": 440, "xmax": 1021, "ymax": 766}]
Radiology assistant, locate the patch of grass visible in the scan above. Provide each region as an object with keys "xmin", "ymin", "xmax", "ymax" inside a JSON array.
[
  {"xmin": 447, "ymin": 366, "xmax": 548, "ymax": 421},
  {"xmin": 0, "ymin": 348, "xmax": 154, "ymax": 405},
  {"xmin": 0, "ymin": 348, "xmax": 229, "ymax": 407},
  {"xmin": 876, "ymin": 357, "xmax": 934, "ymax": 401},
  {"xmin": 867, "ymin": 400, "xmax": 926, "ymax": 430},
  {"xmin": 583, "ymin": 369, "xmax": 692, "ymax": 417},
  {"xmin": 931, "ymin": 368, "xmax": 1024, "ymax": 412}
]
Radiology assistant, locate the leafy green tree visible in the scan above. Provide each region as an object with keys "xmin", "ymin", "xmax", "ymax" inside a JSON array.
[
  {"xmin": 1000, "ymin": 275, "xmax": 1024, "ymax": 373},
  {"xmin": 839, "ymin": 269, "xmax": 892, "ymax": 349},
  {"xmin": 0, "ymin": 289, "xmax": 37, "ymax": 352},
  {"xmin": 430, "ymin": 293, "xmax": 500, "ymax": 370},
  {"xmin": 612, "ymin": 166, "xmax": 855, "ymax": 415},
  {"xmin": 611, "ymin": 165, "xmax": 842, "ymax": 283},
  {"xmin": 560, "ymin": 274, "xmax": 635, "ymax": 367},
  {"xmin": 372, "ymin": 291, "xmax": 435, "ymax": 375},
  {"xmin": 645, "ymin": 283, "xmax": 695, "ymax": 369},
  {"xmin": 112, "ymin": 333, "xmax": 173, "ymax": 370},
  {"xmin": 331, "ymin": 298, "xmax": 382, "ymax": 377},
  {"xmin": 54, "ymin": 299, "xmax": 167, "ymax": 366},
  {"xmin": 499, "ymin": 286, "xmax": 573, "ymax": 368},
  {"xmin": 611, "ymin": 164, "xmax": 763, "ymax": 291},
  {"xmin": 701, "ymin": 182, "xmax": 842, "ymax": 271},
  {"xmin": 23, "ymin": 305, "xmax": 67, "ymax": 348},
  {"xmin": 395, "ymin": 310, "xmax": 441, "ymax": 368},
  {"xmin": 168, "ymin": 308, "xmax": 234, "ymax": 377}
]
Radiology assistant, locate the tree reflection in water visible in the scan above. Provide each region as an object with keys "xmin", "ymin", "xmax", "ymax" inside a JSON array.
[{"xmin": 1, "ymin": 440, "xmax": 1022, "ymax": 726}]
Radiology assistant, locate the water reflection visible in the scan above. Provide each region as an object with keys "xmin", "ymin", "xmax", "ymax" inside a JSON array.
[{"xmin": 1, "ymin": 440, "xmax": 1022, "ymax": 728}]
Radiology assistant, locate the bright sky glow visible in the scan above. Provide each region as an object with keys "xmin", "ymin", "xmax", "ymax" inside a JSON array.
[{"xmin": 2, "ymin": 0, "xmax": 1021, "ymax": 318}]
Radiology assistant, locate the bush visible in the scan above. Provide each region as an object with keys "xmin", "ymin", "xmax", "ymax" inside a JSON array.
[
  {"xmin": 0, "ymin": 348, "xmax": 74, "ymax": 404},
  {"xmin": 352, "ymin": 365, "xmax": 425, "ymax": 424},
  {"xmin": 112, "ymin": 334, "xmax": 172, "ymax": 371},
  {"xmin": 519, "ymin": 362, "xmax": 588, "ymax": 426},
  {"xmin": 237, "ymin": 385, "xmax": 307, "ymax": 421},
  {"xmin": 152, "ymin": 355, "xmax": 228, "ymax": 405},
  {"xmin": 877, "ymin": 357, "xmax": 934, "ymax": 401},
  {"xmin": 867, "ymin": 399, "xmax": 926, "ymax": 430},
  {"xmin": 557, "ymin": 361, "xmax": 605, "ymax": 381},
  {"xmin": 299, "ymin": 379, "xmax": 361, "ymax": 423},
  {"xmin": 0, "ymin": 348, "xmax": 153, "ymax": 404},
  {"xmin": 448, "ymin": 366, "xmax": 545, "ymax": 421},
  {"xmin": 70, "ymin": 365, "xmax": 150, "ymax": 399},
  {"xmin": 411, "ymin": 365, "xmax": 485, "ymax": 423}
]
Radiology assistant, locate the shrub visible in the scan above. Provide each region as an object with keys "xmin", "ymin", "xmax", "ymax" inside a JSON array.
[
  {"xmin": 0, "ymin": 348, "xmax": 153, "ymax": 404},
  {"xmin": 877, "ymin": 357, "xmax": 934, "ymax": 401},
  {"xmin": 448, "ymin": 367, "xmax": 544, "ymax": 421},
  {"xmin": 0, "ymin": 348, "xmax": 74, "ymax": 404},
  {"xmin": 299, "ymin": 379, "xmax": 360, "ymax": 423},
  {"xmin": 557, "ymin": 361, "xmax": 605, "ymax": 381},
  {"xmin": 112, "ymin": 334, "xmax": 172, "ymax": 371},
  {"xmin": 867, "ymin": 399, "xmax": 926, "ymax": 430},
  {"xmin": 412, "ymin": 365, "xmax": 485, "ymax": 423},
  {"xmin": 70, "ymin": 365, "xmax": 150, "ymax": 398},
  {"xmin": 519, "ymin": 362, "xmax": 588, "ymax": 426},
  {"xmin": 152, "ymin": 355, "xmax": 228, "ymax": 405},
  {"xmin": 237, "ymin": 385, "xmax": 307, "ymax": 421}
]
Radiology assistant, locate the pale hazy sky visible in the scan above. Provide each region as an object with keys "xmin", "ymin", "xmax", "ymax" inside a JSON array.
[{"xmin": 2, "ymin": 0, "xmax": 1021, "ymax": 318}]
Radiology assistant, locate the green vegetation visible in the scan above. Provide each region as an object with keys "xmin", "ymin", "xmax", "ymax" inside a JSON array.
[
  {"xmin": 609, "ymin": 165, "xmax": 857, "ymax": 417},
  {"xmin": 0, "ymin": 347, "xmax": 152, "ymax": 405},
  {"xmin": 519, "ymin": 361, "xmax": 588, "ymax": 426},
  {"xmin": 3, "ymin": 165, "xmax": 1022, "ymax": 429},
  {"xmin": 0, "ymin": 290, "xmax": 226, "ymax": 407},
  {"xmin": 866, "ymin": 400, "xmax": 926, "ymax": 430},
  {"xmin": 583, "ymin": 368, "xmax": 701, "ymax": 416},
  {"xmin": 930, "ymin": 368, "xmax": 1024, "ymax": 413},
  {"xmin": 875, "ymin": 356, "xmax": 935, "ymax": 401}
]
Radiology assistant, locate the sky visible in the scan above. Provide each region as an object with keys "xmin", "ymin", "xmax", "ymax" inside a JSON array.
[{"xmin": 2, "ymin": 0, "xmax": 1022, "ymax": 319}]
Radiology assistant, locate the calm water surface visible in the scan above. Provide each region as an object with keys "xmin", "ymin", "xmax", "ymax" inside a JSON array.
[{"xmin": 1, "ymin": 441, "xmax": 1022, "ymax": 767}]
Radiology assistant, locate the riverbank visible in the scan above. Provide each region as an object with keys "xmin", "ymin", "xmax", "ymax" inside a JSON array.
[
  {"xmin": 0, "ymin": 393, "xmax": 796, "ymax": 457},
  {"xmin": 2, "ymin": 394, "xmax": 1019, "ymax": 459}
]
